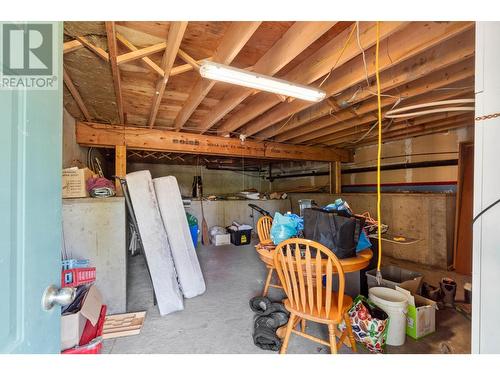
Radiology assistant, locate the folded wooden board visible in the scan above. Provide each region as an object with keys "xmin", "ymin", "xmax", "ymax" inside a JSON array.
[{"xmin": 103, "ymin": 311, "xmax": 146, "ymax": 339}]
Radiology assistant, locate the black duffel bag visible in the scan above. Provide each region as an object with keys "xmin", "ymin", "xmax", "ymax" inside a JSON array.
[{"xmin": 303, "ymin": 207, "xmax": 364, "ymax": 259}]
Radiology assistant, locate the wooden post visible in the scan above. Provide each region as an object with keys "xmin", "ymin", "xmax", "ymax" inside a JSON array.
[
  {"xmin": 115, "ymin": 145, "xmax": 126, "ymax": 196},
  {"xmin": 330, "ymin": 161, "xmax": 342, "ymax": 194}
]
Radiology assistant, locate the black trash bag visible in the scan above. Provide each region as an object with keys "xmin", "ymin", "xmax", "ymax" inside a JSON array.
[{"xmin": 303, "ymin": 207, "xmax": 365, "ymax": 259}]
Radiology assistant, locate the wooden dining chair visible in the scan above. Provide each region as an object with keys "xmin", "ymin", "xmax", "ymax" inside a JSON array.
[
  {"xmin": 257, "ymin": 215, "xmax": 273, "ymax": 244},
  {"xmin": 255, "ymin": 216, "xmax": 282, "ymax": 296},
  {"xmin": 273, "ymin": 238, "xmax": 357, "ymax": 354}
]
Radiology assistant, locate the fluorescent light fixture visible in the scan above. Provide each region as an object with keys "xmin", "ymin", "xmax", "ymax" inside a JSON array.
[{"xmin": 199, "ymin": 61, "xmax": 326, "ymax": 102}]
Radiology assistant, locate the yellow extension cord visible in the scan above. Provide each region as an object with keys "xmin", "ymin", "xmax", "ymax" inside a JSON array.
[{"xmin": 375, "ymin": 22, "xmax": 383, "ymax": 279}]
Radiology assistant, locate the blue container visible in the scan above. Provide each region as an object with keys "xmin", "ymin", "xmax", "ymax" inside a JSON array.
[{"xmin": 189, "ymin": 224, "xmax": 199, "ymax": 248}]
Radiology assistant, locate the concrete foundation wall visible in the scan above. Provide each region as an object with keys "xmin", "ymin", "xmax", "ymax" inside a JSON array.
[
  {"xmin": 186, "ymin": 199, "xmax": 291, "ymax": 233},
  {"xmin": 288, "ymin": 192, "xmax": 455, "ymax": 270},
  {"xmin": 62, "ymin": 198, "xmax": 127, "ymax": 314},
  {"xmin": 128, "ymin": 163, "xmax": 265, "ymax": 197}
]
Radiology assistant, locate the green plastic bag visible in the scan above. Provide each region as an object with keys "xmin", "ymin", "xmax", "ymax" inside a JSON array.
[{"xmin": 186, "ymin": 212, "xmax": 198, "ymax": 227}]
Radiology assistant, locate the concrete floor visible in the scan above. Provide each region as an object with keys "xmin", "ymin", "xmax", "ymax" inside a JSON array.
[{"xmin": 102, "ymin": 241, "xmax": 471, "ymax": 354}]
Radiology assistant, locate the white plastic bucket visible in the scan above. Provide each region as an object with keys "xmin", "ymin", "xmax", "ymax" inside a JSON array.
[{"xmin": 369, "ymin": 287, "xmax": 408, "ymax": 346}]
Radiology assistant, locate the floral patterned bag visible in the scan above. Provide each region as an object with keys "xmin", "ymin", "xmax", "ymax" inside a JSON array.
[{"xmin": 347, "ymin": 295, "xmax": 389, "ymax": 353}]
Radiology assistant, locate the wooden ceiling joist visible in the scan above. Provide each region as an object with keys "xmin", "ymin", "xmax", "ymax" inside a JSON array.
[
  {"xmin": 195, "ymin": 21, "xmax": 337, "ymax": 134},
  {"xmin": 106, "ymin": 21, "xmax": 125, "ymax": 124},
  {"xmin": 244, "ymin": 21, "xmax": 473, "ymax": 140},
  {"xmin": 272, "ymin": 27, "xmax": 475, "ymax": 143},
  {"xmin": 76, "ymin": 36, "xmax": 109, "ymax": 62},
  {"xmin": 148, "ymin": 21, "xmax": 189, "ymax": 128},
  {"xmin": 63, "ymin": 67, "xmax": 91, "ymax": 121},
  {"xmin": 324, "ymin": 90, "xmax": 473, "ymax": 146},
  {"xmin": 75, "ymin": 121, "xmax": 351, "ymax": 162},
  {"xmin": 217, "ymin": 21, "xmax": 407, "ymax": 136},
  {"xmin": 293, "ymin": 58, "xmax": 475, "ymax": 145},
  {"xmin": 173, "ymin": 21, "xmax": 262, "ymax": 131},
  {"xmin": 343, "ymin": 114, "xmax": 474, "ymax": 148}
]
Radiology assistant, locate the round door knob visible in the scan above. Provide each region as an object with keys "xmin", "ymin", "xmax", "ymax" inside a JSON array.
[{"xmin": 41, "ymin": 285, "xmax": 76, "ymax": 311}]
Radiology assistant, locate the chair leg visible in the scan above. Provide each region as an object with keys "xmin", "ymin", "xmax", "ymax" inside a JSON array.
[
  {"xmin": 262, "ymin": 267, "xmax": 273, "ymax": 296},
  {"xmin": 328, "ymin": 324, "xmax": 338, "ymax": 354},
  {"xmin": 280, "ymin": 313, "xmax": 296, "ymax": 354},
  {"xmin": 344, "ymin": 312, "xmax": 357, "ymax": 353},
  {"xmin": 301, "ymin": 319, "xmax": 307, "ymax": 333}
]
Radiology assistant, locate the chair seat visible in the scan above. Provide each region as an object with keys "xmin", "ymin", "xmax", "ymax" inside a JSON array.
[{"xmin": 283, "ymin": 289, "xmax": 352, "ymax": 324}]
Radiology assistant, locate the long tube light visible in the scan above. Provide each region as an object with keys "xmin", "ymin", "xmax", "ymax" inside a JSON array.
[{"xmin": 199, "ymin": 61, "xmax": 326, "ymax": 102}]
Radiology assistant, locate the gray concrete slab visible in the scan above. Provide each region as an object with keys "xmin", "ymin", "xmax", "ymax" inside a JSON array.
[{"xmin": 102, "ymin": 242, "xmax": 471, "ymax": 354}]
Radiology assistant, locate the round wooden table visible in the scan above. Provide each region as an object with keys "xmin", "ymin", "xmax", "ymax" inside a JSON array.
[{"xmin": 255, "ymin": 242, "xmax": 373, "ymax": 273}]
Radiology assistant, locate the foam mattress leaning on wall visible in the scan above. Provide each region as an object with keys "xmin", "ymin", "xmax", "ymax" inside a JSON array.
[
  {"xmin": 126, "ymin": 170, "xmax": 184, "ymax": 315},
  {"xmin": 153, "ymin": 176, "xmax": 206, "ymax": 298}
]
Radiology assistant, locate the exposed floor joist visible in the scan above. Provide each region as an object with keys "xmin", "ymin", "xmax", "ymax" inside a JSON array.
[
  {"xmin": 63, "ymin": 67, "xmax": 92, "ymax": 121},
  {"xmin": 173, "ymin": 21, "xmax": 262, "ymax": 131},
  {"xmin": 195, "ymin": 21, "xmax": 337, "ymax": 134},
  {"xmin": 148, "ymin": 21, "xmax": 189, "ymax": 128},
  {"xmin": 106, "ymin": 21, "xmax": 125, "ymax": 124}
]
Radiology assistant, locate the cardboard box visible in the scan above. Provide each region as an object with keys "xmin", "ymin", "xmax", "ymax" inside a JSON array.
[
  {"xmin": 62, "ymin": 167, "xmax": 94, "ymax": 198},
  {"xmin": 213, "ymin": 233, "xmax": 231, "ymax": 246},
  {"xmin": 61, "ymin": 285, "xmax": 103, "ymax": 350},
  {"xmin": 396, "ymin": 286, "xmax": 438, "ymax": 339}
]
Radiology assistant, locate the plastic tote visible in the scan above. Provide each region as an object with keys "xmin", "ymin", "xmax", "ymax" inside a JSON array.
[{"xmin": 369, "ymin": 287, "xmax": 408, "ymax": 346}]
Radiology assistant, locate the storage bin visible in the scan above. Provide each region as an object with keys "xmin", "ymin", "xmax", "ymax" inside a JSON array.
[
  {"xmin": 366, "ymin": 265, "xmax": 423, "ymax": 294},
  {"xmin": 227, "ymin": 228, "xmax": 252, "ymax": 246}
]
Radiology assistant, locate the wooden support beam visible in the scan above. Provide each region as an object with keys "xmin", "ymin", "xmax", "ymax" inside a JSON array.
[
  {"xmin": 106, "ymin": 22, "xmax": 125, "ymax": 124},
  {"xmin": 116, "ymin": 33, "xmax": 165, "ymax": 77},
  {"xmin": 174, "ymin": 21, "xmax": 262, "ymax": 131},
  {"xmin": 76, "ymin": 36, "xmax": 109, "ymax": 62},
  {"xmin": 63, "ymin": 67, "xmax": 91, "ymax": 121},
  {"xmin": 272, "ymin": 28, "xmax": 475, "ymax": 142},
  {"xmin": 195, "ymin": 21, "xmax": 337, "ymax": 133},
  {"xmin": 116, "ymin": 42, "xmax": 167, "ymax": 65},
  {"xmin": 334, "ymin": 161, "xmax": 342, "ymax": 194},
  {"xmin": 241, "ymin": 21, "xmax": 473, "ymax": 139},
  {"xmin": 217, "ymin": 21, "xmax": 407, "ymax": 136},
  {"xmin": 64, "ymin": 39, "xmax": 84, "ymax": 54},
  {"xmin": 115, "ymin": 145, "xmax": 127, "ymax": 196},
  {"xmin": 75, "ymin": 121, "xmax": 351, "ymax": 163},
  {"xmin": 148, "ymin": 22, "xmax": 189, "ymax": 128}
]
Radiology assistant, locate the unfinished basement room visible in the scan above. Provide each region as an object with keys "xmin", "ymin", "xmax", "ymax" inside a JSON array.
[{"xmin": 2, "ymin": 3, "xmax": 500, "ymax": 370}]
